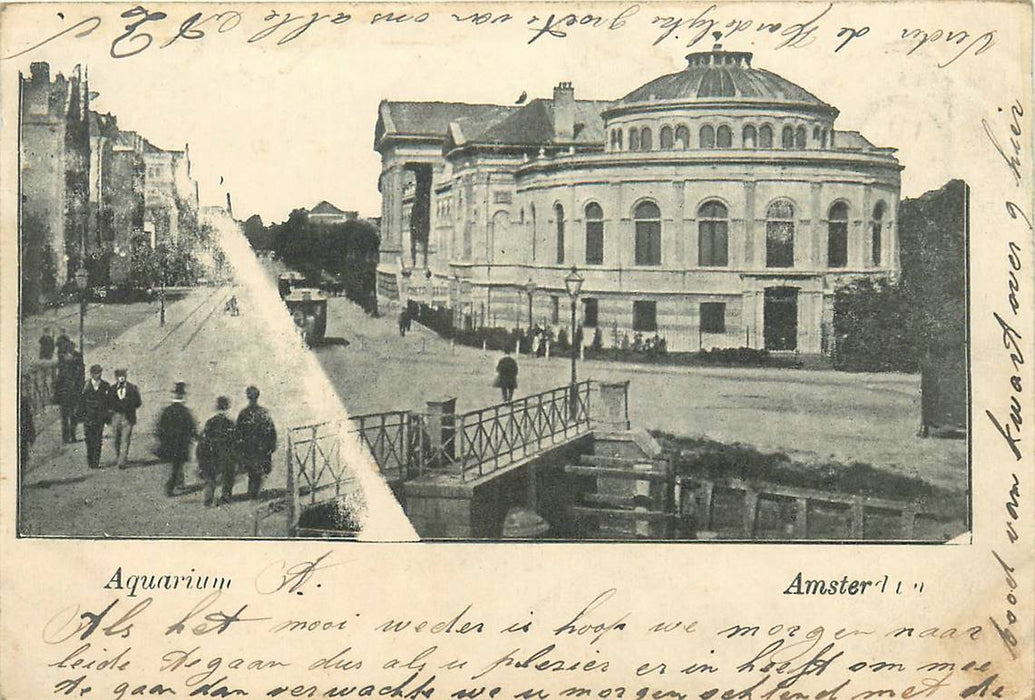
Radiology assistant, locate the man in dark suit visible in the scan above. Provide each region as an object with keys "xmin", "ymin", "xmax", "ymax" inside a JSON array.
[
  {"xmin": 198, "ymin": 396, "xmax": 237, "ymax": 506},
  {"xmin": 39, "ymin": 327, "xmax": 55, "ymax": 360},
  {"xmin": 235, "ymin": 386, "xmax": 277, "ymax": 500},
  {"xmin": 56, "ymin": 344, "xmax": 85, "ymax": 443},
  {"xmin": 79, "ymin": 364, "xmax": 111, "ymax": 469},
  {"xmin": 109, "ymin": 368, "xmax": 143, "ymax": 469},
  {"xmin": 156, "ymin": 382, "xmax": 196, "ymax": 496}
]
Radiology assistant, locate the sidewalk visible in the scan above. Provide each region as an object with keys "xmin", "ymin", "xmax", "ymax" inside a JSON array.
[{"xmin": 19, "ymin": 282, "xmax": 413, "ymax": 539}]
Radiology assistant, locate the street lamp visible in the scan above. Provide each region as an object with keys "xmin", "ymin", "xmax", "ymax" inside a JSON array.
[
  {"xmin": 156, "ymin": 243, "xmax": 167, "ymax": 327},
  {"xmin": 74, "ymin": 267, "xmax": 88, "ymax": 356},
  {"xmin": 564, "ymin": 266, "xmax": 584, "ymax": 387},
  {"xmin": 524, "ymin": 277, "xmax": 536, "ymax": 331}
]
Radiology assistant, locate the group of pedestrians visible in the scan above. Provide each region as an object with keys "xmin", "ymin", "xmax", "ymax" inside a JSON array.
[{"xmin": 38, "ymin": 330, "xmax": 279, "ymax": 506}]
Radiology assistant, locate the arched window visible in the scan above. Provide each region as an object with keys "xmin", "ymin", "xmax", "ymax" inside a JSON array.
[
  {"xmin": 871, "ymin": 202, "xmax": 886, "ymax": 266},
  {"xmin": 641, "ymin": 127, "xmax": 653, "ymax": 151},
  {"xmin": 795, "ymin": 126, "xmax": 807, "ymax": 149},
  {"xmin": 781, "ymin": 125, "xmax": 794, "ymax": 148},
  {"xmin": 585, "ymin": 202, "xmax": 604, "ymax": 265},
  {"xmin": 698, "ymin": 200, "xmax": 728, "ymax": 267},
  {"xmin": 813, "ymin": 125, "xmax": 821, "ymax": 141},
  {"xmin": 700, "ymin": 125, "xmax": 715, "ymax": 148},
  {"xmin": 743, "ymin": 125, "xmax": 757, "ymax": 148},
  {"xmin": 675, "ymin": 125, "xmax": 690, "ymax": 149},
  {"xmin": 530, "ymin": 204, "xmax": 537, "ymax": 262},
  {"xmin": 555, "ymin": 204, "xmax": 565, "ymax": 264},
  {"xmin": 716, "ymin": 125, "xmax": 732, "ymax": 148},
  {"xmin": 634, "ymin": 201, "xmax": 662, "ymax": 266},
  {"xmin": 660, "ymin": 126, "xmax": 674, "ymax": 149},
  {"xmin": 759, "ymin": 125, "xmax": 773, "ymax": 148},
  {"xmin": 821, "ymin": 129, "xmax": 828, "ymax": 148},
  {"xmin": 766, "ymin": 200, "xmax": 795, "ymax": 268},
  {"xmin": 629, "ymin": 127, "xmax": 640, "ymax": 152},
  {"xmin": 827, "ymin": 202, "xmax": 848, "ymax": 268},
  {"xmin": 610, "ymin": 129, "xmax": 618, "ymax": 151},
  {"xmin": 616, "ymin": 129, "xmax": 623, "ymax": 150}
]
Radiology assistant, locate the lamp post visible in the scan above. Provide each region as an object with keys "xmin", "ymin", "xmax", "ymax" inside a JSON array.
[
  {"xmin": 74, "ymin": 267, "xmax": 88, "ymax": 356},
  {"xmin": 564, "ymin": 266, "xmax": 584, "ymax": 387},
  {"xmin": 156, "ymin": 243, "xmax": 167, "ymax": 327},
  {"xmin": 524, "ymin": 277, "xmax": 536, "ymax": 331}
]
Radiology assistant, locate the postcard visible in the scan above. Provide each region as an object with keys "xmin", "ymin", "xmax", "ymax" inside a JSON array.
[{"xmin": 0, "ymin": 1, "xmax": 1031, "ymax": 698}]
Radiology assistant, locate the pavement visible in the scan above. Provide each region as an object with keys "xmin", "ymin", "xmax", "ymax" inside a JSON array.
[
  {"xmin": 314, "ymin": 296, "xmax": 968, "ymax": 494},
  {"xmin": 19, "ymin": 259, "xmax": 414, "ymax": 539}
]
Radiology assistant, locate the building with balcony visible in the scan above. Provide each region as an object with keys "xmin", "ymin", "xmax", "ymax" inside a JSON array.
[{"xmin": 373, "ymin": 44, "xmax": 902, "ymax": 354}]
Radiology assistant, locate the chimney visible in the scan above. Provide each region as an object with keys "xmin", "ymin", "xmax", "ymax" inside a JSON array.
[{"xmin": 553, "ymin": 82, "xmax": 575, "ymax": 142}]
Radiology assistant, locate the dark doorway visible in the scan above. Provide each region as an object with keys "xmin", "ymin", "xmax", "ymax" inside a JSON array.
[{"xmin": 764, "ymin": 287, "xmax": 798, "ymax": 351}]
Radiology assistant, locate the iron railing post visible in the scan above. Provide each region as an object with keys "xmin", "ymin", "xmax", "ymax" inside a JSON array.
[{"xmin": 286, "ymin": 434, "xmax": 297, "ymax": 537}]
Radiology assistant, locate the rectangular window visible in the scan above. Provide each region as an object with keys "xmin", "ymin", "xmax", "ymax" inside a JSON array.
[
  {"xmin": 582, "ymin": 298, "xmax": 599, "ymax": 328},
  {"xmin": 632, "ymin": 300, "xmax": 657, "ymax": 332},
  {"xmin": 698, "ymin": 222, "xmax": 729, "ymax": 266},
  {"xmin": 700, "ymin": 302, "xmax": 726, "ymax": 333},
  {"xmin": 493, "ymin": 191, "xmax": 512, "ymax": 204},
  {"xmin": 828, "ymin": 223, "xmax": 848, "ymax": 268},
  {"xmin": 766, "ymin": 222, "xmax": 794, "ymax": 268},
  {"xmin": 586, "ymin": 222, "xmax": 604, "ymax": 265},
  {"xmin": 635, "ymin": 221, "xmax": 661, "ymax": 265},
  {"xmin": 550, "ymin": 296, "xmax": 560, "ymax": 325}
]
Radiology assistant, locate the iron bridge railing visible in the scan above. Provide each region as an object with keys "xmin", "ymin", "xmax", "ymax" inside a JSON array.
[{"xmin": 259, "ymin": 381, "xmax": 596, "ymax": 535}]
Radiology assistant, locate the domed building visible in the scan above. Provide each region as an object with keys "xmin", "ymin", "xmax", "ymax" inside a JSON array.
[{"xmin": 374, "ymin": 44, "xmax": 902, "ymax": 354}]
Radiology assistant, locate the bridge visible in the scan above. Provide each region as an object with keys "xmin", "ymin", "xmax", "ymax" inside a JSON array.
[{"xmin": 256, "ymin": 377, "xmax": 961, "ymax": 541}]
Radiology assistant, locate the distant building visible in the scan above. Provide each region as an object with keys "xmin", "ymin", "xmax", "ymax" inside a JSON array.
[
  {"xmin": 19, "ymin": 62, "xmax": 201, "ymax": 291},
  {"xmin": 309, "ymin": 200, "xmax": 358, "ymax": 225},
  {"xmin": 374, "ymin": 45, "xmax": 902, "ymax": 353}
]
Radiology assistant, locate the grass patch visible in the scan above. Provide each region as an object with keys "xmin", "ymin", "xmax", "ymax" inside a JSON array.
[{"xmin": 652, "ymin": 430, "xmax": 950, "ymax": 503}]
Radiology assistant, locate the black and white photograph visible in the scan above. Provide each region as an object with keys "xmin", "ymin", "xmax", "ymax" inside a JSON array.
[{"xmin": 13, "ymin": 4, "xmax": 974, "ymax": 542}]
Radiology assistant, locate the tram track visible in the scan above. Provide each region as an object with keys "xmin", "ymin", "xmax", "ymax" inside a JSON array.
[{"xmin": 150, "ymin": 288, "xmax": 224, "ymax": 352}]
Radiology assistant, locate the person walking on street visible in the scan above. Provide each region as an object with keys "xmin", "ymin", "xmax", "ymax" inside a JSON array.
[
  {"xmin": 57, "ymin": 344, "xmax": 85, "ymax": 443},
  {"xmin": 398, "ymin": 307, "xmax": 409, "ymax": 337},
  {"xmin": 197, "ymin": 396, "xmax": 237, "ymax": 506},
  {"xmin": 79, "ymin": 364, "xmax": 111, "ymax": 469},
  {"xmin": 109, "ymin": 369, "xmax": 143, "ymax": 469},
  {"xmin": 495, "ymin": 348, "xmax": 519, "ymax": 402},
  {"xmin": 39, "ymin": 327, "xmax": 55, "ymax": 360},
  {"xmin": 156, "ymin": 382, "xmax": 196, "ymax": 496},
  {"xmin": 20, "ymin": 394, "xmax": 36, "ymax": 474},
  {"xmin": 235, "ymin": 386, "xmax": 277, "ymax": 500},
  {"xmin": 56, "ymin": 328, "xmax": 73, "ymax": 357}
]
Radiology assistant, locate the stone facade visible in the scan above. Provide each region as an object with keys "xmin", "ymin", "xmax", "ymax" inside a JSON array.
[
  {"xmin": 375, "ymin": 47, "xmax": 902, "ymax": 354},
  {"xmin": 19, "ymin": 62, "xmax": 200, "ymax": 291}
]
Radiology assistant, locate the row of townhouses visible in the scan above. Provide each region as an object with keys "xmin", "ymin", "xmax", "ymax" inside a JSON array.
[
  {"xmin": 374, "ymin": 44, "xmax": 903, "ymax": 354},
  {"xmin": 19, "ymin": 62, "xmax": 200, "ymax": 291}
]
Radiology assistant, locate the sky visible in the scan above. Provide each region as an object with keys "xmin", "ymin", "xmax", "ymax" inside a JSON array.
[{"xmin": 3, "ymin": 1, "xmax": 1022, "ymax": 224}]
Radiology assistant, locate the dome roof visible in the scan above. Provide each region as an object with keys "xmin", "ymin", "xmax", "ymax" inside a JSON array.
[{"xmin": 613, "ymin": 47, "xmax": 836, "ymax": 114}]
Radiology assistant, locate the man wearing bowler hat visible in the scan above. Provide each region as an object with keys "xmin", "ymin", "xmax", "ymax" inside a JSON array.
[
  {"xmin": 79, "ymin": 364, "xmax": 111, "ymax": 469},
  {"xmin": 155, "ymin": 381, "xmax": 196, "ymax": 496},
  {"xmin": 109, "ymin": 369, "xmax": 143, "ymax": 469}
]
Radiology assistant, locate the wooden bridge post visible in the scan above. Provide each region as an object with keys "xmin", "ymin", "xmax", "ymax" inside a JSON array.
[
  {"xmin": 743, "ymin": 489, "xmax": 759, "ymax": 538},
  {"xmin": 850, "ymin": 503, "xmax": 865, "ymax": 539},
  {"xmin": 900, "ymin": 507, "xmax": 917, "ymax": 539},
  {"xmin": 795, "ymin": 497, "xmax": 809, "ymax": 539}
]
